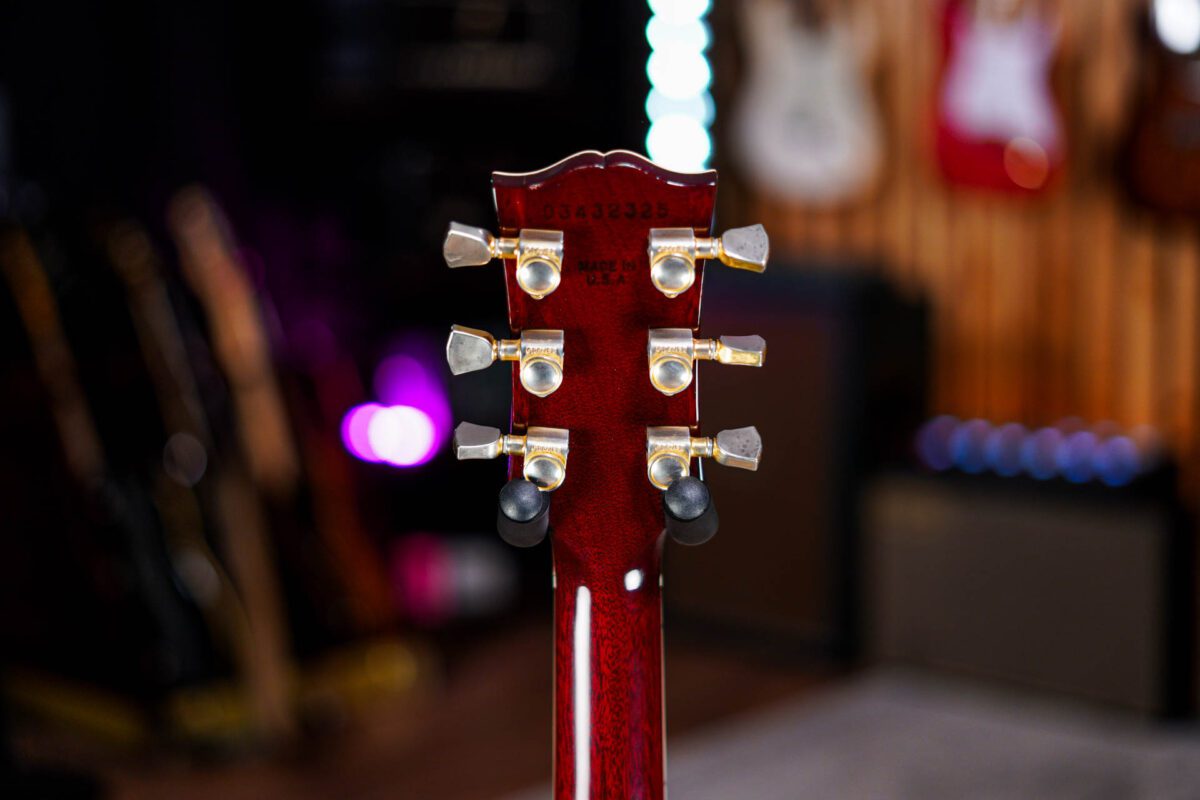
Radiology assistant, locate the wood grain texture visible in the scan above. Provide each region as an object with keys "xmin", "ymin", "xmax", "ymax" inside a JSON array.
[{"xmin": 493, "ymin": 151, "xmax": 718, "ymax": 800}]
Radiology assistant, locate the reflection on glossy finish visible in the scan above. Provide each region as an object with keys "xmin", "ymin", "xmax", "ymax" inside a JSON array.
[
  {"xmin": 572, "ymin": 586, "xmax": 591, "ymax": 800},
  {"xmin": 555, "ymin": 552, "xmax": 665, "ymax": 800},
  {"xmin": 624, "ymin": 568, "xmax": 644, "ymax": 592}
]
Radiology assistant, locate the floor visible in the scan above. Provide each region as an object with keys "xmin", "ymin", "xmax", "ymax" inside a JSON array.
[
  {"xmin": 39, "ymin": 622, "xmax": 829, "ymax": 800},
  {"xmin": 510, "ymin": 671, "xmax": 1200, "ymax": 800}
]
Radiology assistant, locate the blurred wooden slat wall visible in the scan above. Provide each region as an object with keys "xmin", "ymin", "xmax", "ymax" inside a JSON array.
[{"xmin": 720, "ymin": 0, "xmax": 1200, "ymax": 484}]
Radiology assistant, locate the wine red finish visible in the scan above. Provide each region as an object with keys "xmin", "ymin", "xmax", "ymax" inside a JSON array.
[{"xmin": 493, "ymin": 151, "xmax": 716, "ymax": 800}]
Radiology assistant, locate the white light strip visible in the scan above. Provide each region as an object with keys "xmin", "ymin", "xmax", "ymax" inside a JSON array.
[
  {"xmin": 645, "ymin": 0, "xmax": 713, "ymax": 171},
  {"xmin": 573, "ymin": 585, "xmax": 591, "ymax": 800}
]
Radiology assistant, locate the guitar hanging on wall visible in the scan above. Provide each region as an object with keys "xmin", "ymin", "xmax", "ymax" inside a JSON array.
[
  {"xmin": 934, "ymin": 0, "xmax": 1065, "ymax": 194},
  {"xmin": 1122, "ymin": 0, "xmax": 1200, "ymax": 216},
  {"xmin": 731, "ymin": 0, "xmax": 883, "ymax": 205},
  {"xmin": 442, "ymin": 151, "xmax": 768, "ymax": 799}
]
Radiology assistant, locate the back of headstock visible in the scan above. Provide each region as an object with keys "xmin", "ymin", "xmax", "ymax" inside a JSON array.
[{"xmin": 442, "ymin": 151, "xmax": 768, "ymax": 800}]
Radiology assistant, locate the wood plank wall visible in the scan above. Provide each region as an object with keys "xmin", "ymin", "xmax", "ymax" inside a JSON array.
[{"xmin": 716, "ymin": 0, "xmax": 1200, "ymax": 490}]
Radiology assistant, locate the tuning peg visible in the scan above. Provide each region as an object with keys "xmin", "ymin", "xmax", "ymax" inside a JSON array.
[
  {"xmin": 496, "ymin": 478, "xmax": 551, "ymax": 548},
  {"xmin": 645, "ymin": 425, "xmax": 762, "ymax": 490},
  {"xmin": 648, "ymin": 329, "xmax": 766, "ymax": 396},
  {"xmin": 663, "ymin": 476, "xmax": 719, "ymax": 546},
  {"xmin": 443, "ymin": 222, "xmax": 565, "ymax": 299},
  {"xmin": 453, "ymin": 422, "xmax": 570, "ymax": 491},
  {"xmin": 447, "ymin": 325, "xmax": 565, "ymax": 397},
  {"xmin": 647, "ymin": 224, "xmax": 769, "ymax": 298}
]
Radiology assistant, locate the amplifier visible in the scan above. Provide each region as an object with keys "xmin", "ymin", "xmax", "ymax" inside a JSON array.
[
  {"xmin": 864, "ymin": 471, "xmax": 1192, "ymax": 715},
  {"xmin": 666, "ymin": 266, "xmax": 927, "ymax": 658}
]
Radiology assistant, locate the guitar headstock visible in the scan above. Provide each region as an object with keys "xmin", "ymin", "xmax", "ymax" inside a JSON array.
[{"xmin": 446, "ymin": 150, "xmax": 767, "ymax": 565}]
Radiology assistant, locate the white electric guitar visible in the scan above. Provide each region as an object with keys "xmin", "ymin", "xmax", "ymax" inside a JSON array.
[{"xmin": 731, "ymin": 0, "xmax": 883, "ymax": 205}]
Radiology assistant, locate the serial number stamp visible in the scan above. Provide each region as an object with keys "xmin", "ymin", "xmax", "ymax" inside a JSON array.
[{"xmin": 541, "ymin": 202, "xmax": 670, "ymax": 222}]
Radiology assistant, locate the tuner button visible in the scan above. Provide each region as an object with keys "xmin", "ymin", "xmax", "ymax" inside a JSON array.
[
  {"xmin": 513, "ymin": 230, "xmax": 564, "ymax": 300},
  {"xmin": 443, "ymin": 223, "xmax": 564, "ymax": 299},
  {"xmin": 647, "ymin": 228, "xmax": 699, "ymax": 298},
  {"xmin": 446, "ymin": 326, "xmax": 564, "ymax": 397},
  {"xmin": 717, "ymin": 224, "xmax": 770, "ymax": 273},
  {"xmin": 663, "ymin": 476, "xmax": 719, "ymax": 546},
  {"xmin": 443, "ymin": 222, "xmax": 496, "ymax": 268},
  {"xmin": 497, "ymin": 478, "xmax": 550, "ymax": 548},
  {"xmin": 713, "ymin": 426, "xmax": 763, "ymax": 471},
  {"xmin": 648, "ymin": 450, "xmax": 690, "ymax": 491},
  {"xmin": 453, "ymin": 422, "xmax": 505, "ymax": 460},
  {"xmin": 524, "ymin": 452, "xmax": 566, "ymax": 492},
  {"xmin": 648, "ymin": 329, "xmax": 767, "ymax": 395},
  {"xmin": 453, "ymin": 422, "xmax": 570, "ymax": 490},
  {"xmin": 645, "ymin": 425, "xmax": 697, "ymax": 490},
  {"xmin": 647, "ymin": 328, "xmax": 695, "ymax": 396},
  {"xmin": 715, "ymin": 335, "xmax": 767, "ymax": 366},
  {"xmin": 446, "ymin": 325, "xmax": 498, "ymax": 375},
  {"xmin": 517, "ymin": 257, "xmax": 560, "ymax": 299},
  {"xmin": 515, "ymin": 329, "xmax": 565, "ymax": 397},
  {"xmin": 517, "ymin": 427, "xmax": 569, "ymax": 490},
  {"xmin": 650, "ymin": 356, "xmax": 693, "ymax": 396},
  {"xmin": 521, "ymin": 357, "xmax": 562, "ymax": 397},
  {"xmin": 651, "ymin": 253, "xmax": 696, "ymax": 297},
  {"xmin": 647, "ymin": 224, "xmax": 770, "ymax": 299},
  {"xmin": 646, "ymin": 425, "xmax": 763, "ymax": 488}
]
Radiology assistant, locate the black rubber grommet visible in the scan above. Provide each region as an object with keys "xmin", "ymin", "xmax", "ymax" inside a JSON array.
[
  {"xmin": 497, "ymin": 478, "xmax": 550, "ymax": 548},
  {"xmin": 663, "ymin": 476, "xmax": 719, "ymax": 546}
]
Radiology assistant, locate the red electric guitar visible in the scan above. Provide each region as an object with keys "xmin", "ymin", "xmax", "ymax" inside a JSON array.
[
  {"xmin": 442, "ymin": 151, "xmax": 768, "ymax": 799},
  {"xmin": 934, "ymin": 0, "xmax": 1065, "ymax": 194}
]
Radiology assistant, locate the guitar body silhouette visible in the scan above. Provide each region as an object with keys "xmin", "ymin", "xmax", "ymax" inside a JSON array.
[
  {"xmin": 1123, "ymin": 0, "xmax": 1200, "ymax": 216},
  {"xmin": 935, "ymin": 0, "xmax": 1064, "ymax": 194},
  {"xmin": 732, "ymin": 0, "xmax": 882, "ymax": 205}
]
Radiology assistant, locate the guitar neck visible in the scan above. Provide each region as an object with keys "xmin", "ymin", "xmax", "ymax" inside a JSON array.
[
  {"xmin": 492, "ymin": 153, "xmax": 714, "ymax": 800},
  {"xmin": 447, "ymin": 151, "xmax": 766, "ymax": 797},
  {"xmin": 554, "ymin": 545, "xmax": 664, "ymax": 799}
]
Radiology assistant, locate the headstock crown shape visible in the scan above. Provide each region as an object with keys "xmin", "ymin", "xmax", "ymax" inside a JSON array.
[{"xmin": 443, "ymin": 151, "xmax": 768, "ymax": 800}]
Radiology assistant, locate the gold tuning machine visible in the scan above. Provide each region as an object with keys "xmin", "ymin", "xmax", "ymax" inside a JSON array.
[
  {"xmin": 645, "ymin": 426, "xmax": 762, "ymax": 490},
  {"xmin": 453, "ymin": 422, "xmax": 570, "ymax": 491},
  {"xmin": 443, "ymin": 222, "xmax": 565, "ymax": 299},
  {"xmin": 647, "ymin": 224, "xmax": 769, "ymax": 298},
  {"xmin": 446, "ymin": 325, "xmax": 564, "ymax": 397},
  {"xmin": 647, "ymin": 329, "xmax": 766, "ymax": 396}
]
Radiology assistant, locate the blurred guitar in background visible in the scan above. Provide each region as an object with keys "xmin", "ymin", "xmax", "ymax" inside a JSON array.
[
  {"xmin": 934, "ymin": 0, "xmax": 1065, "ymax": 194},
  {"xmin": 0, "ymin": 196, "xmax": 427, "ymax": 749},
  {"xmin": 732, "ymin": 0, "xmax": 883, "ymax": 205},
  {"xmin": 0, "ymin": 227, "xmax": 230, "ymax": 736},
  {"xmin": 104, "ymin": 219, "xmax": 295, "ymax": 742},
  {"xmin": 167, "ymin": 188, "xmax": 396, "ymax": 661},
  {"xmin": 1122, "ymin": 0, "xmax": 1200, "ymax": 216}
]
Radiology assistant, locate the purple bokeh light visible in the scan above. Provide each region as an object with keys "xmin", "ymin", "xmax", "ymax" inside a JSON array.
[
  {"xmin": 916, "ymin": 415, "xmax": 958, "ymax": 471},
  {"xmin": 370, "ymin": 405, "xmax": 437, "ymax": 467},
  {"xmin": 341, "ymin": 402, "xmax": 440, "ymax": 467},
  {"xmin": 375, "ymin": 354, "xmax": 452, "ymax": 443},
  {"xmin": 340, "ymin": 348, "xmax": 452, "ymax": 469},
  {"xmin": 342, "ymin": 403, "xmax": 384, "ymax": 463}
]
